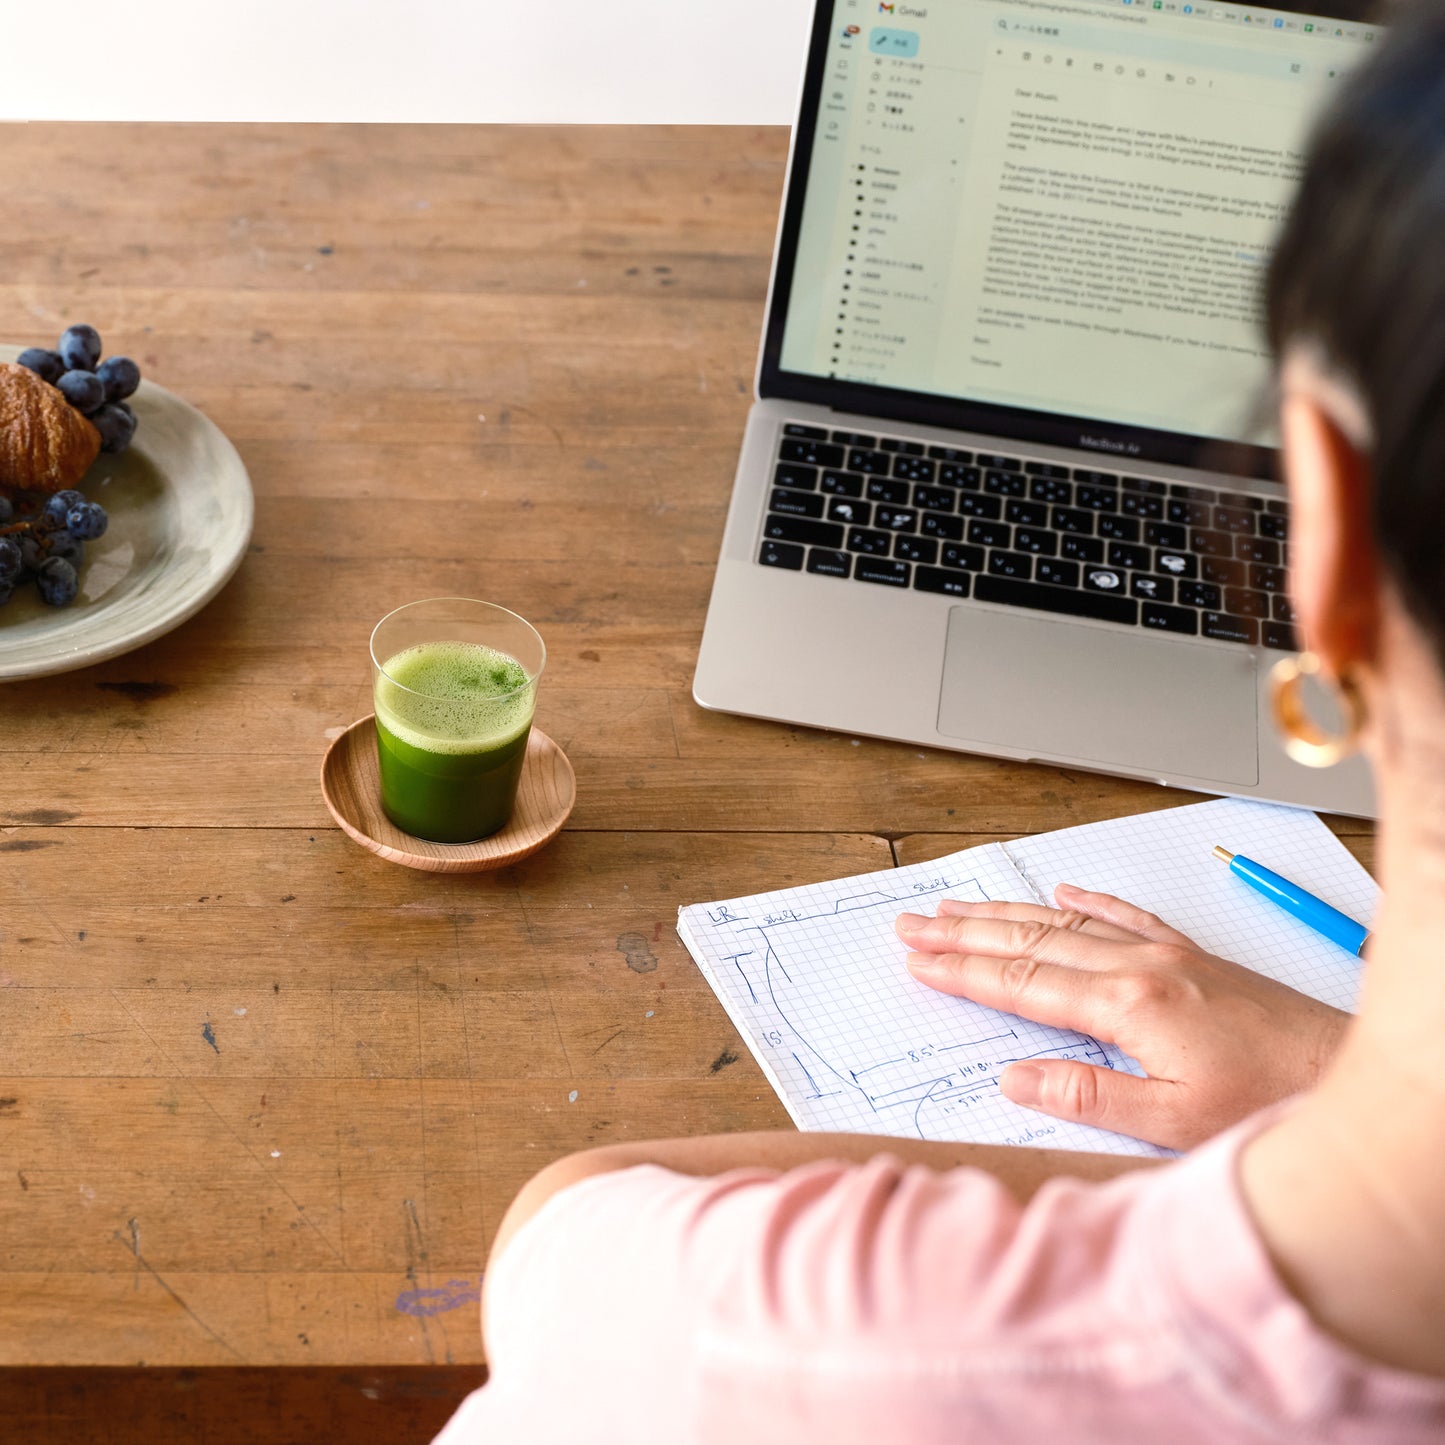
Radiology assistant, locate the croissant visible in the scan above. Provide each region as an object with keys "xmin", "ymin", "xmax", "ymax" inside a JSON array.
[{"xmin": 0, "ymin": 361, "xmax": 101, "ymax": 493}]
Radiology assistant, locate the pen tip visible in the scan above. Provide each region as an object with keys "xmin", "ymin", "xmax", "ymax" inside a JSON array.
[{"xmin": 1212, "ymin": 845, "xmax": 1234, "ymax": 863}]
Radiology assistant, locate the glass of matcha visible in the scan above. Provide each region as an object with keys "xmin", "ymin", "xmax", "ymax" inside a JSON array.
[{"xmin": 370, "ymin": 599, "xmax": 545, "ymax": 843}]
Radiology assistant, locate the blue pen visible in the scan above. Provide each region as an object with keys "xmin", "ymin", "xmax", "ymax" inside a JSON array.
[{"xmin": 1212, "ymin": 845, "xmax": 1370, "ymax": 956}]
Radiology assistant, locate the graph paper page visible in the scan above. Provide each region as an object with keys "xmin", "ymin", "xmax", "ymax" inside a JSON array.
[{"xmin": 678, "ymin": 798, "xmax": 1374, "ymax": 1158}]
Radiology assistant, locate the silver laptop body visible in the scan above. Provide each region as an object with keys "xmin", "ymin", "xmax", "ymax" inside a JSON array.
[{"xmin": 695, "ymin": 0, "xmax": 1376, "ymax": 818}]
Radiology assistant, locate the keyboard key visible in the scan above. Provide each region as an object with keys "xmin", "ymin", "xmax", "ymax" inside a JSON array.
[
  {"xmin": 774, "ymin": 463, "xmax": 818, "ymax": 491},
  {"xmin": 764, "ymin": 515, "xmax": 844, "ymax": 548},
  {"xmin": 1168, "ymin": 499, "xmax": 1211, "ymax": 526},
  {"xmin": 1053, "ymin": 506, "xmax": 1094, "ymax": 534},
  {"xmin": 1202, "ymin": 612, "xmax": 1259, "ymax": 645},
  {"xmin": 1213, "ymin": 505, "xmax": 1257, "ymax": 534},
  {"xmin": 821, "ymin": 469, "xmax": 864, "ymax": 498},
  {"xmin": 1224, "ymin": 587, "xmax": 1270, "ymax": 619},
  {"xmin": 1141, "ymin": 603, "xmax": 1198, "ymax": 635},
  {"xmin": 849, "ymin": 448, "xmax": 891, "ymax": 475},
  {"xmin": 1098, "ymin": 514, "xmax": 1141, "ymax": 542},
  {"xmin": 866, "ymin": 478, "xmax": 911, "ymax": 505},
  {"xmin": 847, "ymin": 527, "xmax": 892, "ymax": 555},
  {"xmin": 1075, "ymin": 486, "xmax": 1119, "ymax": 512},
  {"xmin": 783, "ymin": 422, "xmax": 827, "ymax": 440},
  {"xmin": 966, "ymin": 519, "xmax": 1010, "ymax": 549},
  {"xmin": 780, "ymin": 438, "xmax": 843, "ymax": 468},
  {"xmin": 1202, "ymin": 557, "xmax": 1246, "ymax": 587},
  {"xmin": 922, "ymin": 513, "xmax": 965, "ymax": 541},
  {"xmin": 1106, "ymin": 542, "xmax": 1151, "ymax": 570},
  {"xmin": 1145, "ymin": 521, "xmax": 1188, "ymax": 550},
  {"xmin": 806, "ymin": 548, "xmax": 851, "ymax": 578},
  {"xmin": 1025, "ymin": 461, "xmax": 1071, "ymax": 479},
  {"xmin": 1130, "ymin": 573, "xmax": 1175, "ymax": 603},
  {"xmin": 913, "ymin": 485, "xmax": 955, "ymax": 512},
  {"xmin": 1179, "ymin": 581, "xmax": 1221, "ymax": 609},
  {"xmin": 1036, "ymin": 558, "xmax": 1081, "ymax": 588},
  {"xmin": 976, "ymin": 453, "xmax": 1022, "ymax": 471},
  {"xmin": 1029, "ymin": 476, "xmax": 1073, "ymax": 505},
  {"xmin": 759, "ymin": 540, "xmax": 803, "ymax": 570},
  {"xmin": 1122, "ymin": 476, "xmax": 1168, "ymax": 495},
  {"xmin": 1154, "ymin": 550, "xmax": 1198, "ymax": 580},
  {"xmin": 1170, "ymin": 483, "xmax": 1215, "ymax": 500},
  {"xmin": 1259, "ymin": 512, "xmax": 1289, "ymax": 540},
  {"xmin": 915, "ymin": 565, "xmax": 970, "ymax": 597},
  {"xmin": 1062, "ymin": 534, "xmax": 1105, "ymax": 563},
  {"xmin": 826, "ymin": 497, "xmax": 870, "ymax": 526},
  {"xmin": 1235, "ymin": 536, "xmax": 1281, "ymax": 564},
  {"xmin": 770, "ymin": 488, "xmax": 824, "ymax": 518},
  {"xmin": 939, "ymin": 463, "xmax": 981, "ymax": 488},
  {"xmin": 927, "ymin": 445, "xmax": 973, "ymax": 463},
  {"xmin": 879, "ymin": 438, "xmax": 924, "ymax": 456},
  {"xmin": 1012, "ymin": 527, "xmax": 1058, "ymax": 556},
  {"xmin": 1218, "ymin": 492, "xmax": 1264, "ymax": 511},
  {"xmin": 1265, "ymin": 498, "xmax": 1289, "ymax": 515},
  {"xmin": 941, "ymin": 543, "xmax": 987, "ymax": 572},
  {"xmin": 874, "ymin": 506, "xmax": 918, "ymax": 533},
  {"xmin": 1189, "ymin": 529, "xmax": 1234, "ymax": 558},
  {"xmin": 959, "ymin": 493, "xmax": 1004, "ymax": 519},
  {"xmin": 988, "ymin": 550, "xmax": 1033, "ymax": 580},
  {"xmin": 1272, "ymin": 594, "xmax": 1297, "ymax": 623},
  {"xmin": 1121, "ymin": 492, "xmax": 1164, "ymax": 520},
  {"xmin": 1263, "ymin": 620, "xmax": 1298, "ymax": 651},
  {"xmin": 856, "ymin": 558, "xmax": 912, "ymax": 587},
  {"xmin": 894, "ymin": 535, "xmax": 938, "ymax": 564},
  {"xmin": 1251, "ymin": 563, "xmax": 1287, "ymax": 593},
  {"xmin": 892, "ymin": 455, "xmax": 936, "ymax": 482},
  {"xmin": 830, "ymin": 430, "xmax": 876, "ymax": 448},
  {"xmin": 1005, "ymin": 498, "xmax": 1049, "ymax": 527},
  {"xmin": 984, "ymin": 469, "xmax": 1027, "ymax": 497},
  {"xmin": 1073, "ymin": 469, "xmax": 1119, "ymax": 488},
  {"xmin": 1082, "ymin": 566, "xmax": 1128, "ymax": 596},
  {"xmin": 974, "ymin": 574, "xmax": 1138, "ymax": 626}
]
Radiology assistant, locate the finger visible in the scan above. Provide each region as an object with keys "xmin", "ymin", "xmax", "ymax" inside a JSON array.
[
  {"xmin": 895, "ymin": 910, "xmax": 1129, "ymax": 973},
  {"xmin": 904, "ymin": 949, "xmax": 1122, "ymax": 1040},
  {"xmin": 1052, "ymin": 884, "xmax": 1194, "ymax": 946},
  {"xmin": 934, "ymin": 897, "xmax": 1137, "ymax": 942},
  {"xmin": 1001, "ymin": 1060, "xmax": 1191, "ymax": 1151}
]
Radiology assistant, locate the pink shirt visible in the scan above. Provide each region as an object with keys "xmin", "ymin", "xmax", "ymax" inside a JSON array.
[{"xmin": 436, "ymin": 1109, "xmax": 1445, "ymax": 1443}]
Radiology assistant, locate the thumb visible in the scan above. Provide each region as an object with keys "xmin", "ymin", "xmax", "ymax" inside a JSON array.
[{"xmin": 1001, "ymin": 1060, "xmax": 1188, "ymax": 1150}]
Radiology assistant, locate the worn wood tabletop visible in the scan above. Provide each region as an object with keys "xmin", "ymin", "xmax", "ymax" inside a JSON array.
[{"xmin": 0, "ymin": 123, "xmax": 1371, "ymax": 1370}]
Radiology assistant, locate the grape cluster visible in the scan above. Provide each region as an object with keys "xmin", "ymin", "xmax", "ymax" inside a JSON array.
[
  {"xmin": 18, "ymin": 323, "xmax": 140, "ymax": 454},
  {"xmin": 0, "ymin": 488, "xmax": 109, "ymax": 609}
]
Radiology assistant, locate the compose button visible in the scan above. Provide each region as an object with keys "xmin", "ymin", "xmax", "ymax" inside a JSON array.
[{"xmin": 869, "ymin": 27, "xmax": 920, "ymax": 56}]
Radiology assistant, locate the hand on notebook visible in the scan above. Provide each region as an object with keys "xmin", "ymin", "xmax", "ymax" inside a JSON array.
[{"xmin": 895, "ymin": 887, "xmax": 1351, "ymax": 1151}]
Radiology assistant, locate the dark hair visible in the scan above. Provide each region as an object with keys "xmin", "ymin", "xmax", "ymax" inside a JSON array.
[{"xmin": 1265, "ymin": 1, "xmax": 1445, "ymax": 666}]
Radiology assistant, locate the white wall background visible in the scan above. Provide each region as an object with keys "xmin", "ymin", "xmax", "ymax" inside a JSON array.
[{"xmin": 0, "ymin": 0, "xmax": 817, "ymax": 124}]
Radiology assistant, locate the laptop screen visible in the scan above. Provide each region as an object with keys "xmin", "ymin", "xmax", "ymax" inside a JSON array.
[{"xmin": 762, "ymin": 0, "xmax": 1380, "ymax": 477}]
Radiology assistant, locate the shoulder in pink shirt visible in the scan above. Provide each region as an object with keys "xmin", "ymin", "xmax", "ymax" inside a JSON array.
[{"xmin": 436, "ymin": 1110, "xmax": 1445, "ymax": 1444}]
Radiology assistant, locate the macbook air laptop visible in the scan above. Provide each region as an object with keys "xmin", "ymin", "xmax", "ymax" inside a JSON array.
[{"xmin": 694, "ymin": 0, "xmax": 1377, "ymax": 817}]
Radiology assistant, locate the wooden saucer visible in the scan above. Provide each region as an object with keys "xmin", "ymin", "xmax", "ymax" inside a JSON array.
[{"xmin": 320, "ymin": 716, "xmax": 575, "ymax": 873}]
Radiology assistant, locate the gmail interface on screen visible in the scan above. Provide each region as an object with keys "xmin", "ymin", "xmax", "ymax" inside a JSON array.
[{"xmin": 780, "ymin": 0, "xmax": 1378, "ymax": 445}]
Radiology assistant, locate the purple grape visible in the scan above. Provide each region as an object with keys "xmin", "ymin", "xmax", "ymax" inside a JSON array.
[
  {"xmin": 65, "ymin": 501, "xmax": 108, "ymax": 541},
  {"xmin": 17, "ymin": 348, "xmax": 64, "ymax": 384},
  {"xmin": 0, "ymin": 536, "xmax": 20, "ymax": 585},
  {"xmin": 36, "ymin": 556, "xmax": 78, "ymax": 606},
  {"xmin": 97, "ymin": 356, "xmax": 141, "ymax": 402},
  {"xmin": 18, "ymin": 535, "xmax": 44, "ymax": 576},
  {"xmin": 92, "ymin": 402, "xmax": 137, "ymax": 454},
  {"xmin": 0, "ymin": 495, "xmax": 13, "ymax": 524},
  {"xmin": 45, "ymin": 489, "xmax": 86, "ymax": 524},
  {"xmin": 57, "ymin": 325, "xmax": 102, "ymax": 373},
  {"xmin": 58, "ymin": 369, "xmax": 106, "ymax": 415},
  {"xmin": 45, "ymin": 529, "xmax": 83, "ymax": 565}
]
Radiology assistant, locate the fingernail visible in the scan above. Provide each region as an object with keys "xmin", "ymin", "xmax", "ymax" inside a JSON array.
[
  {"xmin": 1002, "ymin": 1064, "xmax": 1044, "ymax": 1106},
  {"xmin": 896, "ymin": 913, "xmax": 929, "ymax": 933},
  {"xmin": 904, "ymin": 952, "xmax": 940, "ymax": 971},
  {"xmin": 1054, "ymin": 883, "xmax": 1080, "ymax": 898},
  {"xmin": 935, "ymin": 899, "xmax": 976, "ymax": 915}
]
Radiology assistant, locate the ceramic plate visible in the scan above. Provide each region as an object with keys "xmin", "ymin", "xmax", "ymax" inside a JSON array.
[{"xmin": 0, "ymin": 345, "xmax": 254, "ymax": 681}]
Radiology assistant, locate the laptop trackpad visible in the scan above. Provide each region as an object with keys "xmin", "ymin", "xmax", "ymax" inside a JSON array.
[{"xmin": 937, "ymin": 607, "xmax": 1259, "ymax": 786}]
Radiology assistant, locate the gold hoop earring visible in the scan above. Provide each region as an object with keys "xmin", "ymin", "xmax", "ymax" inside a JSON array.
[{"xmin": 1269, "ymin": 651, "xmax": 1367, "ymax": 769}]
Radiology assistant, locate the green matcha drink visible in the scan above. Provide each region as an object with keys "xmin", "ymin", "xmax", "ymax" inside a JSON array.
[{"xmin": 370, "ymin": 601, "xmax": 545, "ymax": 844}]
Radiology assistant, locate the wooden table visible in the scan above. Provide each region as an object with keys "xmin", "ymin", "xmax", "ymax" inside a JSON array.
[{"xmin": 0, "ymin": 123, "xmax": 1371, "ymax": 1375}]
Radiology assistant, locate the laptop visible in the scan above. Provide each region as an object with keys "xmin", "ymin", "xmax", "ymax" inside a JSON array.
[{"xmin": 694, "ymin": 0, "xmax": 1377, "ymax": 817}]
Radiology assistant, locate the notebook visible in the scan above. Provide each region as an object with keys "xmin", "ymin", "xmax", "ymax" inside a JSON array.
[{"xmin": 677, "ymin": 798, "xmax": 1375, "ymax": 1159}]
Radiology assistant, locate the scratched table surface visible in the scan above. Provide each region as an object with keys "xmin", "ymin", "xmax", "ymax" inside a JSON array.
[{"xmin": 0, "ymin": 123, "xmax": 1372, "ymax": 1369}]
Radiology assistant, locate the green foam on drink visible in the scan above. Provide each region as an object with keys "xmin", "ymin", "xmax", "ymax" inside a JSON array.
[{"xmin": 374, "ymin": 641, "xmax": 533, "ymax": 753}]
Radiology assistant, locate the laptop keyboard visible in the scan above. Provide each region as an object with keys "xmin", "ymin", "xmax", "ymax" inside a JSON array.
[{"xmin": 757, "ymin": 422, "xmax": 1297, "ymax": 651}]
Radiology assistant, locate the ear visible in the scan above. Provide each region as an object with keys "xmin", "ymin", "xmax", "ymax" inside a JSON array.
[{"xmin": 1279, "ymin": 388, "xmax": 1382, "ymax": 675}]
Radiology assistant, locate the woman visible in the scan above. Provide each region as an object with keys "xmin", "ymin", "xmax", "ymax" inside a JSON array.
[{"xmin": 439, "ymin": 6, "xmax": 1445, "ymax": 1439}]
